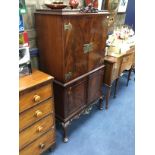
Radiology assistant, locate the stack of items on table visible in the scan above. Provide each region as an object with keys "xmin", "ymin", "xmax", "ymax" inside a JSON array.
[{"xmin": 105, "ymin": 25, "xmax": 135, "ymax": 57}]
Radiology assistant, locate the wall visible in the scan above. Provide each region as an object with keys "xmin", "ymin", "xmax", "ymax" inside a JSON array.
[
  {"xmin": 125, "ymin": 0, "xmax": 135, "ymax": 31},
  {"xmin": 22, "ymin": 0, "xmax": 126, "ymax": 68}
]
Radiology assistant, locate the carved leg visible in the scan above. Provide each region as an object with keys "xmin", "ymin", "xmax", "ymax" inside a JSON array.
[
  {"xmin": 99, "ymin": 96, "xmax": 103, "ymax": 110},
  {"xmin": 61, "ymin": 122, "xmax": 70, "ymax": 143},
  {"xmin": 105, "ymin": 85, "xmax": 111, "ymax": 110},
  {"xmin": 113, "ymin": 78, "xmax": 119, "ymax": 98},
  {"xmin": 127, "ymin": 68, "xmax": 132, "ymax": 86}
]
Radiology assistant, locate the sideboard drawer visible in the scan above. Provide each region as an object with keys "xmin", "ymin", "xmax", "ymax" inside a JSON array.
[
  {"xmin": 19, "ymin": 114, "xmax": 55, "ymax": 150},
  {"xmin": 20, "ymin": 98, "xmax": 54, "ymax": 131},
  {"xmin": 20, "ymin": 129, "xmax": 55, "ymax": 155},
  {"xmin": 120, "ymin": 53, "xmax": 134, "ymax": 73},
  {"xmin": 20, "ymin": 83, "xmax": 53, "ymax": 113}
]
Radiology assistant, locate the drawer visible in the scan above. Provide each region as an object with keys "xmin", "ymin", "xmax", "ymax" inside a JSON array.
[
  {"xmin": 20, "ymin": 129, "xmax": 55, "ymax": 155},
  {"xmin": 20, "ymin": 98, "xmax": 54, "ymax": 131},
  {"xmin": 120, "ymin": 54, "xmax": 134, "ymax": 73},
  {"xmin": 19, "ymin": 114, "xmax": 55, "ymax": 150},
  {"xmin": 20, "ymin": 83, "xmax": 53, "ymax": 113}
]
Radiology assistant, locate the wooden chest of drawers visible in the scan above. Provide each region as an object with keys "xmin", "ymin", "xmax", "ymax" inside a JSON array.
[
  {"xmin": 19, "ymin": 70, "xmax": 56, "ymax": 155},
  {"xmin": 103, "ymin": 47, "xmax": 135, "ymax": 109},
  {"xmin": 35, "ymin": 10, "xmax": 111, "ymax": 142}
]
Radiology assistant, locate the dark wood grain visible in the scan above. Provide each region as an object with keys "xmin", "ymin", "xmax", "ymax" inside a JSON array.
[
  {"xmin": 35, "ymin": 10, "xmax": 108, "ymax": 142},
  {"xmin": 35, "ymin": 10, "xmax": 109, "ymax": 83}
]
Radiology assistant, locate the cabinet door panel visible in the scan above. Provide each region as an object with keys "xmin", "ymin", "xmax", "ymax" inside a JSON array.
[
  {"xmin": 88, "ymin": 15, "xmax": 108, "ymax": 71},
  {"xmin": 64, "ymin": 80, "xmax": 87, "ymax": 117},
  {"xmin": 87, "ymin": 68, "xmax": 104, "ymax": 104},
  {"xmin": 63, "ymin": 16, "xmax": 89, "ymax": 82}
]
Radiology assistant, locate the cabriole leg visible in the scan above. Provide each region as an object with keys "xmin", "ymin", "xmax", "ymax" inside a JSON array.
[{"xmin": 61, "ymin": 122, "xmax": 70, "ymax": 143}]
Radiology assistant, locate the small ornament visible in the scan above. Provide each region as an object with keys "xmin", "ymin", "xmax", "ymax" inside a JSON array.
[{"xmin": 69, "ymin": 0, "xmax": 79, "ymax": 9}]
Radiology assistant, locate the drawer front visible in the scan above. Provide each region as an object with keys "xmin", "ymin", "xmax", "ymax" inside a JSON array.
[
  {"xmin": 120, "ymin": 54, "xmax": 134, "ymax": 73},
  {"xmin": 19, "ymin": 114, "xmax": 55, "ymax": 150},
  {"xmin": 20, "ymin": 129, "xmax": 55, "ymax": 155},
  {"xmin": 20, "ymin": 98, "xmax": 54, "ymax": 131},
  {"xmin": 20, "ymin": 83, "xmax": 53, "ymax": 113}
]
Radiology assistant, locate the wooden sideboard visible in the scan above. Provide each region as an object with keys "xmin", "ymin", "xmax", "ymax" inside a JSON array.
[
  {"xmin": 103, "ymin": 46, "xmax": 135, "ymax": 109},
  {"xmin": 35, "ymin": 10, "xmax": 113, "ymax": 142},
  {"xmin": 19, "ymin": 70, "xmax": 56, "ymax": 155}
]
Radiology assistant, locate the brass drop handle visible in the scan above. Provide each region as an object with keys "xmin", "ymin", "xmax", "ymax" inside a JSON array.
[
  {"xmin": 39, "ymin": 143, "xmax": 45, "ymax": 149},
  {"xmin": 35, "ymin": 110, "xmax": 43, "ymax": 118},
  {"xmin": 64, "ymin": 22, "xmax": 72, "ymax": 30},
  {"xmin": 37, "ymin": 126, "xmax": 43, "ymax": 132},
  {"xmin": 33, "ymin": 95, "xmax": 41, "ymax": 102}
]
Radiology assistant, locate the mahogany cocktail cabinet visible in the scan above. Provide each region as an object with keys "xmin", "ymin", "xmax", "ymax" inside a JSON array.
[{"xmin": 35, "ymin": 9, "xmax": 113, "ymax": 142}]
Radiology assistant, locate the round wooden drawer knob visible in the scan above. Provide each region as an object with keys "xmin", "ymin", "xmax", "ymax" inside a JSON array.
[
  {"xmin": 39, "ymin": 143, "xmax": 45, "ymax": 149},
  {"xmin": 37, "ymin": 126, "xmax": 43, "ymax": 132},
  {"xmin": 35, "ymin": 110, "xmax": 43, "ymax": 117},
  {"xmin": 33, "ymin": 95, "xmax": 41, "ymax": 102}
]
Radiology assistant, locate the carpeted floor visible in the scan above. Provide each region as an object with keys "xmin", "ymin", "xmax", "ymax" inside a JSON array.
[{"xmin": 43, "ymin": 71, "xmax": 135, "ymax": 155}]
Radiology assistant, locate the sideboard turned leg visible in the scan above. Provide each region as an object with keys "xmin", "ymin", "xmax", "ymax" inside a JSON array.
[
  {"xmin": 61, "ymin": 122, "xmax": 70, "ymax": 143},
  {"xmin": 127, "ymin": 68, "xmax": 132, "ymax": 87},
  {"xmin": 113, "ymin": 78, "xmax": 119, "ymax": 98},
  {"xmin": 99, "ymin": 96, "xmax": 103, "ymax": 110},
  {"xmin": 106, "ymin": 86, "xmax": 111, "ymax": 110}
]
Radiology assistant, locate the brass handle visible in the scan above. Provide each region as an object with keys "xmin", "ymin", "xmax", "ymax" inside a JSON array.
[
  {"xmin": 34, "ymin": 110, "xmax": 43, "ymax": 118},
  {"xmin": 108, "ymin": 16, "xmax": 114, "ymax": 26},
  {"xmin": 64, "ymin": 22, "xmax": 72, "ymax": 30},
  {"xmin": 33, "ymin": 95, "xmax": 41, "ymax": 102},
  {"xmin": 39, "ymin": 143, "xmax": 45, "ymax": 149},
  {"xmin": 83, "ymin": 42, "xmax": 93, "ymax": 54},
  {"xmin": 65, "ymin": 72, "xmax": 72, "ymax": 81},
  {"xmin": 37, "ymin": 126, "xmax": 43, "ymax": 132}
]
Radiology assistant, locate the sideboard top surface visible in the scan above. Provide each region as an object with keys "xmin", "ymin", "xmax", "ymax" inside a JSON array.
[{"xmin": 19, "ymin": 69, "xmax": 54, "ymax": 92}]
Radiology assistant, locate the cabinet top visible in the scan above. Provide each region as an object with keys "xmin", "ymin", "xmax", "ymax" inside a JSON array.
[
  {"xmin": 19, "ymin": 69, "xmax": 54, "ymax": 92},
  {"xmin": 35, "ymin": 9, "xmax": 110, "ymax": 16}
]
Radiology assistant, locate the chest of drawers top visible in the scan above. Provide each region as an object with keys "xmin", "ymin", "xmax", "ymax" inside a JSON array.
[{"xmin": 19, "ymin": 70, "xmax": 54, "ymax": 92}]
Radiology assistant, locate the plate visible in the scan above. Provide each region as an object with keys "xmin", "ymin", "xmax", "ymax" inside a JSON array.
[{"xmin": 45, "ymin": 3, "xmax": 67, "ymax": 9}]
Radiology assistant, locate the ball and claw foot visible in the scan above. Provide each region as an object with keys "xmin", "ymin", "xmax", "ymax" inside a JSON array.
[{"xmin": 63, "ymin": 137, "xmax": 69, "ymax": 143}]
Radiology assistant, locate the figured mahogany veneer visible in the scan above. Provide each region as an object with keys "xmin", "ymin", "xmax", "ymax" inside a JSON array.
[
  {"xmin": 35, "ymin": 10, "xmax": 110, "ymax": 83},
  {"xmin": 35, "ymin": 10, "xmax": 110, "ymax": 142},
  {"xmin": 19, "ymin": 70, "xmax": 56, "ymax": 154}
]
